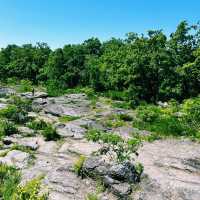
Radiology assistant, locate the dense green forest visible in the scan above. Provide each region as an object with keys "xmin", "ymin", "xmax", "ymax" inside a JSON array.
[{"xmin": 1, "ymin": 21, "xmax": 200, "ymax": 104}]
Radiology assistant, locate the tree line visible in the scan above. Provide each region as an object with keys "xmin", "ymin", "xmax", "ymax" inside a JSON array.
[{"xmin": 1, "ymin": 21, "xmax": 200, "ymax": 103}]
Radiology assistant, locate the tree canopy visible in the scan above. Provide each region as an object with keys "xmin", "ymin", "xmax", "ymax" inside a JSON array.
[{"xmin": 1, "ymin": 21, "xmax": 200, "ymax": 103}]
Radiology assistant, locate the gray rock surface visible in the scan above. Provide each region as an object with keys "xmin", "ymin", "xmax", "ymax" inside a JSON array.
[
  {"xmin": 0, "ymin": 87, "xmax": 15, "ymax": 96},
  {"xmin": 0, "ymin": 150, "xmax": 30, "ymax": 169},
  {"xmin": 132, "ymin": 139, "xmax": 200, "ymax": 200}
]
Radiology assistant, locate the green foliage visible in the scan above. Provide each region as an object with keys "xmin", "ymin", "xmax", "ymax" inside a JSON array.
[
  {"xmin": 0, "ymin": 165, "xmax": 21, "ymax": 200},
  {"xmin": 85, "ymin": 129, "xmax": 123, "ymax": 145},
  {"xmin": 85, "ymin": 129, "xmax": 141, "ymax": 163},
  {"xmin": 0, "ymin": 96, "xmax": 32, "ymax": 124},
  {"xmin": 0, "ymin": 120, "xmax": 19, "ymax": 137},
  {"xmin": 46, "ymin": 79, "xmax": 65, "ymax": 97},
  {"xmin": 0, "ymin": 105, "xmax": 29, "ymax": 124},
  {"xmin": 18, "ymin": 80, "xmax": 33, "ymax": 92},
  {"xmin": 0, "ymin": 164, "xmax": 46, "ymax": 200},
  {"xmin": 1, "ymin": 22, "xmax": 200, "ymax": 103},
  {"xmin": 85, "ymin": 193, "xmax": 99, "ymax": 200},
  {"xmin": 133, "ymin": 99, "xmax": 200, "ymax": 139},
  {"xmin": 13, "ymin": 176, "xmax": 47, "ymax": 200},
  {"xmin": 111, "ymin": 101, "xmax": 131, "ymax": 109},
  {"xmin": 27, "ymin": 120, "xmax": 48, "ymax": 131},
  {"xmin": 42, "ymin": 124, "xmax": 60, "ymax": 141},
  {"xmin": 59, "ymin": 115, "xmax": 80, "ymax": 123},
  {"xmin": 118, "ymin": 113, "xmax": 133, "ymax": 121},
  {"xmin": 135, "ymin": 163, "xmax": 144, "ymax": 176},
  {"xmin": 73, "ymin": 155, "xmax": 86, "ymax": 177},
  {"xmin": 10, "ymin": 95, "xmax": 32, "ymax": 112}
]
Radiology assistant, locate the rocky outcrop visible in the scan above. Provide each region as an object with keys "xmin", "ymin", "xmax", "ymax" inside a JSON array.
[
  {"xmin": 82, "ymin": 156, "xmax": 141, "ymax": 198},
  {"xmin": 132, "ymin": 139, "xmax": 200, "ymax": 200}
]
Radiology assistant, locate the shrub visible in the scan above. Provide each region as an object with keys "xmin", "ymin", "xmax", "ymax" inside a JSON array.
[
  {"xmin": 42, "ymin": 124, "xmax": 60, "ymax": 141},
  {"xmin": 182, "ymin": 97, "xmax": 200, "ymax": 130},
  {"xmin": 134, "ymin": 103, "xmax": 196, "ymax": 138},
  {"xmin": 0, "ymin": 105, "xmax": 29, "ymax": 124},
  {"xmin": 10, "ymin": 95, "xmax": 32, "ymax": 112},
  {"xmin": 12, "ymin": 176, "xmax": 47, "ymax": 200},
  {"xmin": 18, "ymin": 80, "xmax": 33, "ymax": 92},
  {"xmin": 136, "ymin": 105, "xmax": 162, "ymax": 123},
  {"xmin": 85, "ymin": 129, "xmax": 123, "ymax": 145},
  {"xmin": 46, "ymin": 80, "xmax": 65, "ymax": 97},
  {"xmin": 27, "ymin": 120, "xmax": 48, "ymax": 131},
  {"xmin": 0, "ymin": 164, "xmax": 21, "ymax": 200},
  {"xmin": 118, "ymin": 113, "xmax": 133, "ymax": 121},
  {"xmin": 85, "ymin": 129, "xmax": 141, "ymax": 163},
  {"xmin": 0, "ymin": 120, "xmax": 19, "ymax": 137},
  {"xmin": 73, "ymin": 155, "xmax": 86, "ymax": 177},
  {"xmin": 112, "ymin": 101, "xmax": 131, "ymax": 109}
]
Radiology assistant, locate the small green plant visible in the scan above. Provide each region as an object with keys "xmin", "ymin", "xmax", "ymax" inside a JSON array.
[
  {"xmin": 12, "ymin": 176, "xmax": 47, "ymax": 200},
  {"xmin": 73, "ymin": 155, "xmax": 86, "ymax": 177},
  {"xmin": 27, "ymin": 120, "xmax": 48, "ymax": 131},
  {"xmin": 135, "ymin": 163, "xmax": 144, "ymax": 176},
  {"xmin": 59, "ymin": 115, "xmax": 80, "ymax": 123},
  {"xmin": 85, "ymin": 193, "xmax": 99, "ymax": 200},
  {"xmin": 0, "ymin": 120, "xmax": 19, "ymax": 137},
  {"xmin": 42, "ymin": 124, "xmax": 60, "ymax": 141}
]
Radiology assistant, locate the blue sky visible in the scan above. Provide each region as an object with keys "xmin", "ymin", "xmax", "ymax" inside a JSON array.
[{"xmin": 0, "ymin": 0, "xmax": 199, "ymax": 49}]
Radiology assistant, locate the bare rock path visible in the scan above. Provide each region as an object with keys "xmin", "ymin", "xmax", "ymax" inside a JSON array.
[
  {"xmin": 133, "ymin": 139, "xmax": 200, "ymax": 200},
  {"xmin": 1, "ymin": 89, "xmax": 200, "ymax": 199}
]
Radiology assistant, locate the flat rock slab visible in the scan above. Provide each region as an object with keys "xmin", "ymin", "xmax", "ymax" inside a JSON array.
[
  {"xmin": 57, "ymin": 123, "xmax": 86, "ymax": 139},
  {"xmin": 21, "ymin": 92, "xmax": 48, "ymax": 99},
  {"xmin": 59, "ymin": 140, "xmax": 101, "ymax": 156},
  {"xmin": 18, "ymin": 126, "xmax": 35, "ymax": 136},
  {"xmin": 38, "ymin": 141, "xmax": 59, "ymax": 154},
  {"xmin": 133, "ymin": 139, "xmax": 200, "ymax": 200},
  {"xmin": 44, "ymin": 94, "xmax": 91, "ymax": 117},
  {"xmin": 0, "ymin": 150, "xmax": 30, "ymax": 169},
  {"xmin": 3, "ymin": 136, "xmax": 43, "ymax": 150}
]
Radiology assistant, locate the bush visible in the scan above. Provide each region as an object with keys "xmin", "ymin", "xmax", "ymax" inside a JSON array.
[
  {"xmin": 13, "ymin": 176, "xmax": 47, "ymax": 200},
  {"xmin": 27, "ymin": 120, "xmax": 48, "ymax": 130},
  {"xmin": 85, "ymin": 129, "xmax": 123, "ymax": 145},
  {"xmin": 0, "ymin": 120, "xmax": 19, "ymax": 137},
  {"xmin": 0, "ymin": 164, "xmax": 21, "ymax": 200},
  {"xmin": 0, "ymin": 105, "xmax": 29, "ymax": 124},
  {"xmin": 85, "ymin": 129, "xmax": 141, "ymax": 163},
  {"xmin": 46, "ymin": 80, "xmax": 65, "ymax": 97},
  {"xmin": 42, "ymin": 124, "xmax": 60, "ymax": 141},
  {"xmin": 134, "ymin": 103, "xmax": 196, "ymax": 138},
  {"xmin": 18, "ymin": 80, "xmax": 33, "ymax": 92},
  {"xmin": 9, "ymin": 95, "xmax": 32, "ymax": 112},
  {"xmin": 118, "ymin": 113, "xmax": 133, "ymax": 121}
]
